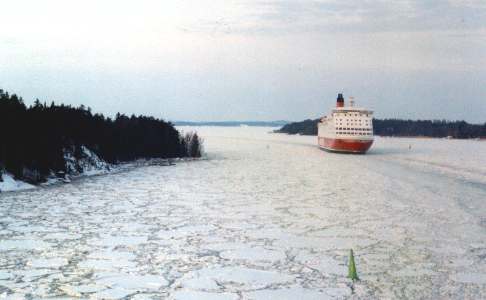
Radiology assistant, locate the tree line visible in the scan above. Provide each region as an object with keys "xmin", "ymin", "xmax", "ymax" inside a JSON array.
[
  {"xmin": 276, "ymin": 118, "xmax": 486, "ymax": 138},
  {"xmin": 0, "ymin": 89, "xmax": 202, "ymax": 184}
]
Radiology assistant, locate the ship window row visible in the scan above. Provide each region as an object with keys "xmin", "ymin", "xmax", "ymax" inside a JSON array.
[
  {"xmin": 337, "ymin": 121, "xmax": 370, "ymax": 125},
  {"xmin": 336, "ymin": 127, "xmax": 372, "ymax": 131},
  {"xmin": 336, "ymin": 131, "xmax": 372, "ymax": 136},
  {"xmin": 335, "ymin": 113, "xmax": 371, "ymax": 117}
]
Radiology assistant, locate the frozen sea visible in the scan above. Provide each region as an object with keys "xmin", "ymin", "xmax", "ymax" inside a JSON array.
[{"xmin": 1, "ymin": 126, "xmax": 486, "ymax": 299}]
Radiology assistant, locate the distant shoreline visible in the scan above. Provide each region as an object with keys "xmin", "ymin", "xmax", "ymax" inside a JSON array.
[
  {"xmin": 377, "ymin": 135, "xmax": 486, "ymax": 141},
  {"xmin": 273, "ymin": 131, "xmax": 486, "ymax": 141},
  {"xmin": 276, "ymin": 118, "xmax": 486, "ymax": 139}
]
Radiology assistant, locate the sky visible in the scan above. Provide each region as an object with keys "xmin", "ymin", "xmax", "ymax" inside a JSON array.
[{"xmin": 0, "ymin": 0, "xmax": 485, "ymax": 123}]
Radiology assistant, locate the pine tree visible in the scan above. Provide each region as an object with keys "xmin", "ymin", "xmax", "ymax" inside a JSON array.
[
  {"xmin": 0, "ymin": 88, "xmax": 196, "ymax": 184},
  {"xmin": 190, "ymin": 133, "xmax": 202, "ymax": 158}
]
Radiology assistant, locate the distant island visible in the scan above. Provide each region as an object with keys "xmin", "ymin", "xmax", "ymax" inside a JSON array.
[
  {"xmin": 276, "ymin": 118, "xmax": 486, "ymax": 139},
  {"xmin": 0, "ymin": 89, "xmax": 202, "ymax": 187},
  {"xmin": 175, "ymin": 120, "xmax": 289, "ymax": 127}
]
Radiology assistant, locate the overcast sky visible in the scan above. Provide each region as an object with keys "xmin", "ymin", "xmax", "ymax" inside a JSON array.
[{"xmin": 1, "ymin": 0, "xmax": 485, "ymax": 123}]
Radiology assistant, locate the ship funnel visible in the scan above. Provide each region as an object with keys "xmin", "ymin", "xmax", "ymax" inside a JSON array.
[{"xmin": 336, "ymin": 93, "xmax": 344, "ymax": 108}]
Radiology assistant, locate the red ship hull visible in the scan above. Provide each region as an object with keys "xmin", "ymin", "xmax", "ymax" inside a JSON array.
[{"xmin": 318, "ymin": 137, "xmax": 373, "ymax": 154}]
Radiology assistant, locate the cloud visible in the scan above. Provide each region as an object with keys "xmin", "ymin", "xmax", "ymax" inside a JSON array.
[{"xmin": 183, "ymin": 0, "xmax": 486, "ymax": 35}]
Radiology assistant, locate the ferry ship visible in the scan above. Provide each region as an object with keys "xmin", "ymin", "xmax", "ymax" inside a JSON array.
[{"xmin": 317, "ymin": 93, "xmax": 374, "ymax": 153}]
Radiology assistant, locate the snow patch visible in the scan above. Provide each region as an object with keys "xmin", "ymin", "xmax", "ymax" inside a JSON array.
[
  {"xmin": 451, "ymin": 272, "xmax": 486, "ymax": 284},
  {"xmin": 169, "ymin": 291, "xmax": 238, "ymax": 300},
  {"xmin": 219, "ymin": 246, "xmax": 286, "ymax": 263},
  {"xmin": 27, "ymin": 258, "xmax": 68, "ymax": 269},
  {"xmin": 0, "ymin": 172, "xmax": 35, "ymax": 192},
  {"xmin": 294, "ymin": 250, "xmax": 347, "ymax": 276},
  {"xmin": 64, "ymin": 145, "xmax": 110, "ymax": 176},
  {"xmin": 96, "ymin": 274, "xmax": 169, "ymax": 290},
  {"xmin": 244, "ymin": 287, "xmax": 348, "ymax": 300},
  {"xmin": 179, "ymin": 267, "xmax": 295, "ymax": 290},
  {"xmin": 0, "ymin": 239, "xmax": 51, "ymax": 251}
]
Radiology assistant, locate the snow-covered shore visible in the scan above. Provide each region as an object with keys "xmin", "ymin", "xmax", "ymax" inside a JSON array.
[
  {"xmin": 0, "ymin": 146, "xmax": 193, "ymax": 193},
  {"xmin": 0, "ymin": 172, "xmax": 36, "ymax": 192},
  {"xmin": 0, "ymin": 146, "xmax": 110, "ymax": 193}
]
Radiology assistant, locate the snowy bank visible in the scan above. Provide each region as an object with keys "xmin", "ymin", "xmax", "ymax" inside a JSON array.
[
  {"xmin": 0, "ymin": 145, "xmax": 110, "ymax": 193},
  {"xmin": 64, "ymin": 145, "xmax": 111, "ymax": 177},
  {"xmin": 0, "ymin": 172, "xmax": 35, "ymax": 192},
  {"xmin": 0, "ymin": 145, "xmax": 201, "ymax": 193}
]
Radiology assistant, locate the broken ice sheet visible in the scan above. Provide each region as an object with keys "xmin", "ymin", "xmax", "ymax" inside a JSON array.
[{"xmin": 1, "ymin": 127, "xmax": 486, "ymax": 299}]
